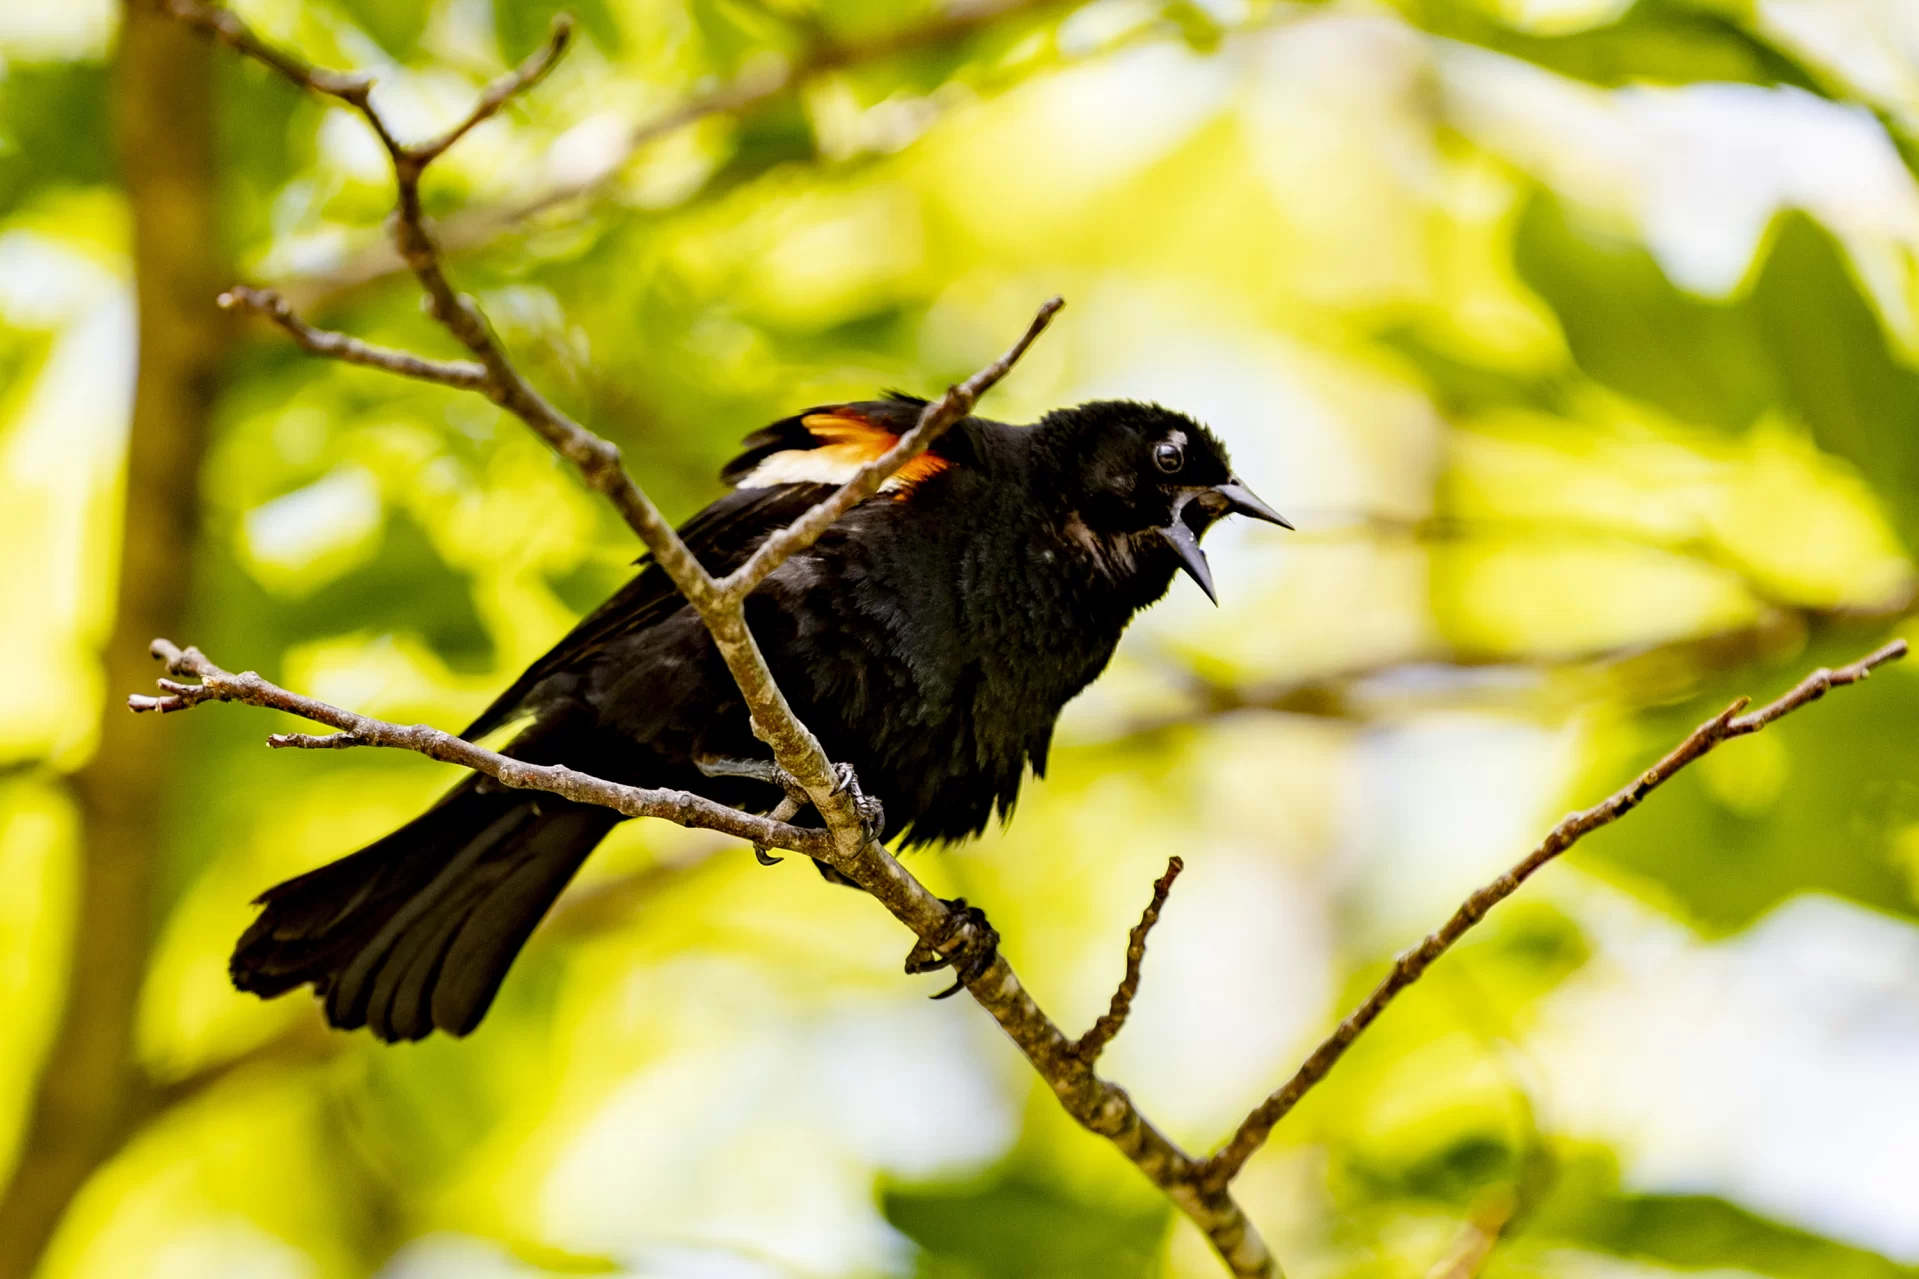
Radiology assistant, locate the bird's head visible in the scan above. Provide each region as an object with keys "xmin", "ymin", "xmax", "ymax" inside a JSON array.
[{"xmin": 1038, "ymin": 400, "xmax": 1290, "ymax": 602}]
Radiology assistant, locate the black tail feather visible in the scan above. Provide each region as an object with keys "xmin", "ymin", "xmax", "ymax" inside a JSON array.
[{"xmin": 231, "ymin": 778, "xmax": 618, "ymax": 1041}]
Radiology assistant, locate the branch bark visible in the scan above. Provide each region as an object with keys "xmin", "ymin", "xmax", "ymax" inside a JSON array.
[
  {"xmin": 130, "ymin": 640, "xmax": 831, "ymax": 857},
  {"xmin": 0, "ymin": 5, "xmax": 230, "ymax": 1274}
]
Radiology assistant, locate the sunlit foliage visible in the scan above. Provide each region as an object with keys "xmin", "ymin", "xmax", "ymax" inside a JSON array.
[{"xmin": 4, "ymin": 0, "xmax": 1918, "ymax": 1275}]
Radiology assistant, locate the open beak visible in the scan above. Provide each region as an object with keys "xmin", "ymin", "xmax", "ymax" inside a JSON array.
[{"xmin": 1158, "ymin": 478, "xmax": 1292, "ymax": 605}]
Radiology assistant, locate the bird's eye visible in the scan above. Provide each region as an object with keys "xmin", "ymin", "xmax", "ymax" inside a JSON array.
[{"xmin": 1152, "ymin": 441, "xmax": 1184, "ymax": 474}]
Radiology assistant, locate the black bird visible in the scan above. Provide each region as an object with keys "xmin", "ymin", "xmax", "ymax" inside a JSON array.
[{"xmin": 230, "ymin": 395, "xmax": 1289, "ymax": 1040}]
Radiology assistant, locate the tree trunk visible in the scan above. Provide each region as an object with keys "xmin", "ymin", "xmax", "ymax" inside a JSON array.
[{"xmin": 0, "ymin": 4, "xmax": 227, "ymax": 1273}]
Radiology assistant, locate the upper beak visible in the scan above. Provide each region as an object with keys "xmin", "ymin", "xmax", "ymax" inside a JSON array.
[
  {"xmin": 1158, "ymin": 478, "xmax": 1292, "ymax": 605},
  {"xmin": 1215, "ymin": 479, "xmax": 1292, "ymax": 529}
]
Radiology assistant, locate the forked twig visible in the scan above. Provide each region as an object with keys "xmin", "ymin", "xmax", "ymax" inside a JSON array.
[{"xmin": 1199, "ymin": 638, "xmax": 1909, "ymax": 1189}]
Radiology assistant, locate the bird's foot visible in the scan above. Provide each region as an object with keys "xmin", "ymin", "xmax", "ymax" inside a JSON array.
[
  {"xmin": 699, "ymin": 755, "xmax": 807, "ymax": 866},
  {"xmin": 830, "ymin": 762, "xmax": 887, "ymax": 846},
  {"xmin": 697, "ymin": 755, "xmax": 884, "ymax": 861},
  {"xmin": 904, "ymin": 897, "xmax": 1000, "ymax": 1000},
  {"xmin": 697, "ymin": 754, "xmax": 808, "ymax": 803}
]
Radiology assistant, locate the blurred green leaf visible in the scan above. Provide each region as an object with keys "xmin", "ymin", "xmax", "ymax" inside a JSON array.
[
  {"xmin": 703, "ymin": 98, "xmax": 820, "ymax": 197},
  {"xmin": 1527, "ymin": 1148, "xmax": 1919, "ymax": 1279},
  {"xmin": 218, "ymin": 510, "xmax": 495, "ymax": 673},
  {"xmin": 333, "ymin": 0, "xmax": 431, "ymax": 60},
  {"xmin": 885, "ymin": 1171, "xmax": 1170, "ymax": 1279},
  {"xmin": 0, "ymin": 61, "xmax": 112, "ymax": 219},
  {"xmin": 1518, "ymin": 197, "xmax": 1919, "ymax": 555},
  {"xmin": 1746, "ymin": 216, "xmax": 1919, "ymax": 557},
  {"xmin": 495, "ymin": 0, "xmax": 621, "ymax": 60},
  {"xmin": 1514, "ymin": 194, "xmax": 1779, "ymax": 433}
]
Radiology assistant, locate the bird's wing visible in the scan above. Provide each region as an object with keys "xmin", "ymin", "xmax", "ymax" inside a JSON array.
[
  {"xmin": 462, "ymin": 480, "xmax": 834, "ymax": 740},
  {"xmin": 462, "ymin": 396, "xmax": 947, "ymax": 742}
]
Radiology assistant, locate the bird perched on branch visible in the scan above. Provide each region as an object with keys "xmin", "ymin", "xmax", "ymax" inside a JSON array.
[{"xmin": 230, "ymin": 395, "xmax": 1289, "ymax": 1040}]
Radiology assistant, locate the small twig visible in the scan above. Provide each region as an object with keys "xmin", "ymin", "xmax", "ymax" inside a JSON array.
[
  {"xmin": 1424, "ymin": 1186, "xmax": 1517, "ymax": 1279},
  {"xmin": 1199, "ymin": 638, "xmax": 1909, "ymax": 1190},
  {"xmin": 217, "ymin": 286, "xmax": 488, "ymax": 389},
  {"xmin": 1720, "ymin": 644, "xmax": 1903, "ymax": 732},
  {"xmin": 151, "ymin": 0, "xmax": 372, "ymax": 98},
  {"xmin": 409, "ymin": 18, "xmax": 574, "ymax": 166},
  {"xmin": 719, "ymin": 297, "xmax": 1064, "ymax": 603},
  {"xmin": 130, "ymin": 640, "xmax": 829, "ymax": 858},
  {"xmin": 274, "ymin": 0, "xmax": 1078, "ymax": 303},
  {"xmin": 1075, "ymin": 856, "xmax": 1183, "ymax": 1063}
]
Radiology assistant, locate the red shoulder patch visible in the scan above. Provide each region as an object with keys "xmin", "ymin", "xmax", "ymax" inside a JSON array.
[{"xmin": 724, "ymin": 404, "xmax": 949, "ymax": 494}]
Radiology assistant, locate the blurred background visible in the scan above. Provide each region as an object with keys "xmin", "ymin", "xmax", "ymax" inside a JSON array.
[{"xmin": 4, "ymin": 0, "xmax": 1919, "ymax": 1275}]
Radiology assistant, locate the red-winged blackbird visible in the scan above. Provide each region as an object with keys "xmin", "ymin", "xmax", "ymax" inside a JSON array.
[{"xmin": 230, "ymin": 395, "xmax": 1288, "ymax": 1040}]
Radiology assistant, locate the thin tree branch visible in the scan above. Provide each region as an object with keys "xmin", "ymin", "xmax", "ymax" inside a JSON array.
[
  {"xmin": 276, "ymin": 0, "xmax": 1079, "ymax": 303},
  {"xmin": 129, "ymin": 639, "xmax": 829, "ymax": 856},
  {"xmin": 409, "ymin": 23, "xmax": 576, "ymax": 166},
  {"xmin": 151, "ymin": 0, "xmax": 373, "ymax": 97},
  {"xmin": 1075, "ymin": 855, "xmax": 1183, "ymax": 1064},
  {"xmin": 538, "ymin": 0, "xmax": 1070, "ymax": 212},
  {"xmin": 216, "ymin": 285, "xmax": 488, "ymax": 389},
  {"xmin": 133, "ymin": 5, "xmax": 1919, "ymax": 1265},
  {"xmin": 1424, "ymin": 1186, "xmax": 1517, "ymax": 1279},
  {"xmin": 1113, "ymin": 595, "xmax": 1913, "ymax": 741},
  {"xmin": 1198, "ymin": 638, "xmax": 1909, "ymax": 1190}
]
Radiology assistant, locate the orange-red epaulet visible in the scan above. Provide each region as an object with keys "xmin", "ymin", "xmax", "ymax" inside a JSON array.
[{"xmin": 722, "ymin": 398, "xmax": 949, "ymax": 494}]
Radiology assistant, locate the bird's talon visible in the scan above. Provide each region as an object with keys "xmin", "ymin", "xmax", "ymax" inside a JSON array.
[
  {"xmin": 904, "ymin": 897, "xmax": 999, "ymax": 999},
  {"xmin": 752, "ymin": 844, "xmax": 784, "ymax": 866},
  {"xmin": 828, "ymin": 761, "xmax": 886, "ymax": 844},
  {"xmin": 855, "ymin": 792, "xmax": 886, "ymax": 845}
]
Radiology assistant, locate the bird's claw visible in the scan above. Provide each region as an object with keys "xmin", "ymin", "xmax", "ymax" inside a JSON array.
[
  {"xmin": 904, "ymin": 897, "xmax": 1000, "ymax": 999},
  {"xmin": 831, "ymin": 762, "xmax": 886, "ymax": 846}
]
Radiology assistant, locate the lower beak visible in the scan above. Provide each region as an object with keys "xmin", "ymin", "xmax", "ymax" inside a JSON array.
[{"xmin": 1160, "ymin": 520, "xmax": 1216, "ymax": 604}]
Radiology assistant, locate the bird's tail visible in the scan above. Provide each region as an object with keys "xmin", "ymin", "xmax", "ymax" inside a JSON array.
[{"xmin": 230, "ymin": 777, "xmax": 619, "ymax": 1041}]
